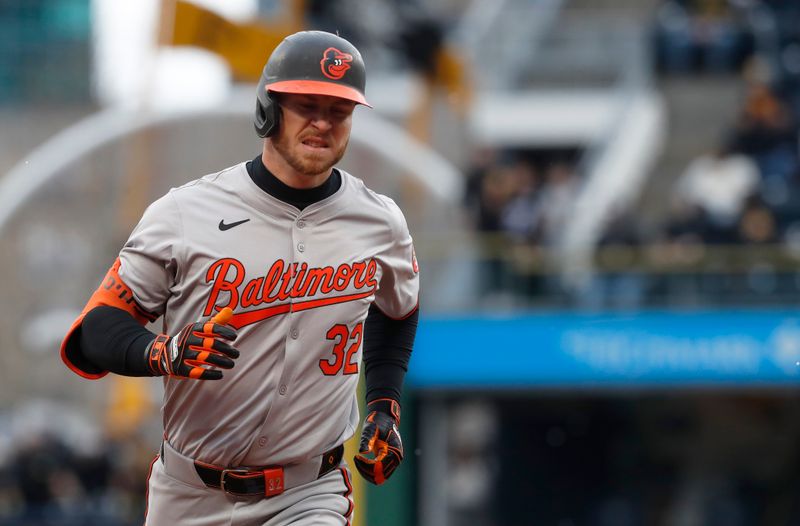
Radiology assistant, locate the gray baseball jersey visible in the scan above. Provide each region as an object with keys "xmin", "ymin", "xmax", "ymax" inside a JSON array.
[{"xmin": 118, "ymin": 162, "xmax": 419, "ymax": 468}]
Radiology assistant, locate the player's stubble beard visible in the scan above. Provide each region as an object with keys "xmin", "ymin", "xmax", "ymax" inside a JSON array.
[{"xmin": 273, "ymin": 130, "xmax": 349, "ymax": 178}]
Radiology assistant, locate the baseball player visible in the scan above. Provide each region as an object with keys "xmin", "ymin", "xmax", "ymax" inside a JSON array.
[{"xmin": 60, "ymin": 30, "xmax": 419, "ymax": 525}]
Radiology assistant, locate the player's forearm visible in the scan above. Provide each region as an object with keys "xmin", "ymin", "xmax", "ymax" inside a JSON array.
[
  {"xmin": 363, "ymin": 358, "xmax": 409, "ymax": 402},
  {"xmin": 363, "ymin": 305, "xmax": 418, "ymax": 402},
  {"xmin": 80, "ymin": 306, "xmax": 157, "ymax": 376}
]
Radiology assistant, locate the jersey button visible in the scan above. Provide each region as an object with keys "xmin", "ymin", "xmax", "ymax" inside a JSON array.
[
  {"xmin": 297, "ymin": 242, "xmax": 305, "ymax": 252},
  {"xmin": 279, "ymin": 384, "xmax": 287, "ymax": 395},
  {"xmin": 259, "ymin": 436, "xmax": 267, "ymax": 447},
  {"xmin": 296, "ymin": 219, "xmax": 306, "ymax": 229},
  {"xmin": 291, "ymin": 329, "xmax": 299, "ymax": 339}
]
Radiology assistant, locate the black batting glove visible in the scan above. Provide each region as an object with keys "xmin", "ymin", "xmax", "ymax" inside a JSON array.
[
  {"xmin": 353, "ymin": 398, "xmax": 403, "ymax": 485},
  {"xmin": 146, "ymin": 308, "xmax": 239, "ymax": 380}
]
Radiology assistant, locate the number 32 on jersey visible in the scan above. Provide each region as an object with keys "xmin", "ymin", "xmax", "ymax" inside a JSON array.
[{"xmin": 319, "ymin": 322, "xmax": 363, "ymax": 376}]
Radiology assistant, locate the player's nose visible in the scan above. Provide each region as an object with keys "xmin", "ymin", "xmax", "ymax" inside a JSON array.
[{"xmin": 309, "ymin": 114, "xmax": 334, "ymax": 132}]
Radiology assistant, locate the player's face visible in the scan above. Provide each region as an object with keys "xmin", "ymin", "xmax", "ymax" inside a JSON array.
[{"xmin": 271, "ymin": 93, "xmax": 356, "ymax": 186}]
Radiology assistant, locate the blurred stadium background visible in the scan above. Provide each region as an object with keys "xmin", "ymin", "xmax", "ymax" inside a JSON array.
[{"xmin": 2, "ymin": 0, "xmax": 800, "ymax": 524}]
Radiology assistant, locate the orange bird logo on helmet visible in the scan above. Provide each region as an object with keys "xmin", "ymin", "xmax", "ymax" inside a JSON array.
[{"xmin": 320, "ymin": 47, "xmax": 353, "ymax": 80}]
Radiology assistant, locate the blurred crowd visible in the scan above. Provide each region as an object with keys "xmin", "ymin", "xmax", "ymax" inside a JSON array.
[
  {"xmin": 646, "ymin": 0, "xmax": 800, "ymax": 304},
  {"xmin": 652, "ymin": 0, "xmax": 800, "ymax": 248},
  {"xmin": 442, "ymin": 394, "xmax": 800, "ymax": 526},
  {"xmin": 653, "ymin": 0, "xmax": 756, "ymax": 75},
  {"xmin": 464, "ymin": 148, "xmax": 583, "ymax": 300},
  {"xmin": 0, "ymin": 403, "xmax": 153, "ymax": 526},
  {"xmin": 0, "ymin": 435, "xmax": 150, "ymax": 526},
  {"xmin": 664, "ymin": 75, "xmax": 798, "ymax": 247},
  {"xmin": 461, "ymin": 0, "xmax": 800, "ymax": 309}
]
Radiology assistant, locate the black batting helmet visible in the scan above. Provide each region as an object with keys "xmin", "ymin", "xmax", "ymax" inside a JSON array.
[{"xmin": 254, "ymin": 31, "xmax": 371, "ymax": 138}]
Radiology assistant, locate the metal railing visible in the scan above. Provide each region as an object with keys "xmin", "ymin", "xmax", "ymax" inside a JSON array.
[{"xmin": 413, "ymin": 232, "xmax": 800, "ymax": 311}]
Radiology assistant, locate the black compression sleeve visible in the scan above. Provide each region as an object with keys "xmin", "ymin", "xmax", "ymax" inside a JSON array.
[
  {"xmin": 363, "ymin": 304, "xmax": 418, "ymax": 403},
  {"xmin": 80, "ymin": 306, "xmax": 157, "ymax": 376}
]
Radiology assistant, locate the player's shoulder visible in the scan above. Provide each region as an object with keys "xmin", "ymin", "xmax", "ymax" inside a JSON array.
[
  {"xmin": 167, "ymin": 162, "xmax": 246, "ymax": 198},
  {"xmin": 340, "ymin": 170, "xmax": 406, "ymax": 222},
  {"xmin": 141, "ymin": 162, "xmax": 245, "ymax": 220}
]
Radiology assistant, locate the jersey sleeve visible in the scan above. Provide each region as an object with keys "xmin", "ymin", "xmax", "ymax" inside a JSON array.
[
  {"xmin": 60, "ymin": 192, "xmax": 181, "ymax": 379},
  {"xmin": 117, "ymin": 191, "xmax": 183, "ymax": 315},
  {"xmin": 373, "ymin": 199, "xmax": 420, "ymax": 319}
]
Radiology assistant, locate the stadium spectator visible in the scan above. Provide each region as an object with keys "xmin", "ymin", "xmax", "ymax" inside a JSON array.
[
  {"xmin": 537, "ymin": 161, "xmax": 581, "ymax": 246},
  {"xmin": 654, "ymin": 0, "xmax": 751, "ymax": 74},
  {"xmin": 0, "ymin": 412, "xmax": 151, "ymax": 526},
  {"xmin": 737, "ymin": 195, "xmax": 779, "ymax": 244},
  {"xmin": 669, "ymin": 143, "xmax": 760, "ymax": 244},
  {"xmin": 582, "ymin": 207, "xmax": 649, "ymax": 311},
  {"xmin": 729, "ymin": 81, "xmax": 799, "ymax": 190},
  {"xmin": 499, "ymin": 160, "xmax": 543, "ymax": 243}
]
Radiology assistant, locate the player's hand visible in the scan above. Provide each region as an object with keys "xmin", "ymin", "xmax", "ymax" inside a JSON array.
[
  {"xmin": 146, "ymin": 307, "xmax": 239, "ymax": 380},
  {"xmin": 353, "ymin": 398, "xmax": 403, "ymax": 485}
]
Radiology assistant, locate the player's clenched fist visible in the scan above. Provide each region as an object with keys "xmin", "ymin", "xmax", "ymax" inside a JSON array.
[
  {"xmin": 146, "ymin": 307, "xmax": 239, "ymax": 380},
  {"xmin": 354, "ymin": 398, "xmax": 403, "ymax": 485}
]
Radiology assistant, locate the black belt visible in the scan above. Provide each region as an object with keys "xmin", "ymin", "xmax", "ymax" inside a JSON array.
[{"xmin": 193, "ymin": 444, "xmax": 344, "ymax": 497}]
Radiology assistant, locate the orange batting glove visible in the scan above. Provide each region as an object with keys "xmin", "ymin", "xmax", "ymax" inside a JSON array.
[
  {"xmin": 353, "ymin": 398, "xmax": 403, "ymax": 485},
  {"xmin": 146, "ymin": 308, "xmax": 239, "ymax": 380}
]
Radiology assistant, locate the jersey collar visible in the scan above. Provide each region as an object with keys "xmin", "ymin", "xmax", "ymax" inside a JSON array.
[{"xmin": 246, "ymin": 155, "xmax": 341, "ymax": 211}]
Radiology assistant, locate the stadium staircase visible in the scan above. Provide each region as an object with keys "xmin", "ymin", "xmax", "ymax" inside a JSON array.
[{"xmin": 635, "ymin": 76, "xmax": 745, "ymax": 230}]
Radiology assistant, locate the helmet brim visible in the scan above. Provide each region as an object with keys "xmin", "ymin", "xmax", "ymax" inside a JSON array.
[{"xmin": 268, "ymin": 80, "xmax": 372, "ymax": 108}]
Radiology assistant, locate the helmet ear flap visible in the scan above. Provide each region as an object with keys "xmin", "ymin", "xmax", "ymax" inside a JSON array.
[{"xmin": 254, "ymin": 92, "xmax": 280, "ymax": 138}]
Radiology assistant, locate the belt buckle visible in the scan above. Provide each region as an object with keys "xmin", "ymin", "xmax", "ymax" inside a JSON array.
[{"xmin": 219, "ymin": 468, "xmax": 249, "ymax": 494}]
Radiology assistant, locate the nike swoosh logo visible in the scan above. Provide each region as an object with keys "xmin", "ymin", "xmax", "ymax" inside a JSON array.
[{"xmin": 218, "ymin": 218, "xmax": 250, "ymax": 231}]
